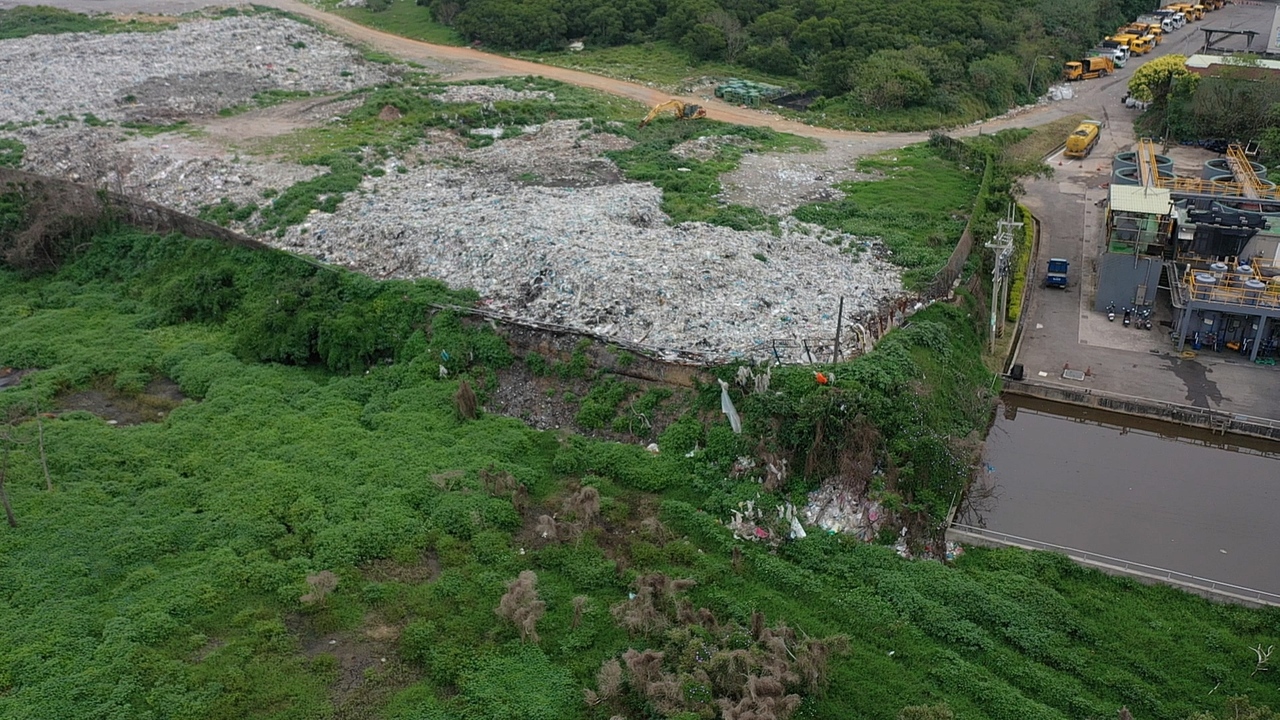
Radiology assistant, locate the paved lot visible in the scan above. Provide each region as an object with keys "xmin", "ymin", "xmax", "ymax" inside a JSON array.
[{"xmin": 1013, "ymin": 0, "xmax": 1280, "ymax": 423}]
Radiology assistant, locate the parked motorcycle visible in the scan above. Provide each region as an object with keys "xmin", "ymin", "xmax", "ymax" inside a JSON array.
[
  {"xmin": 1138, "ymin": 307, "xmax": 1152, "ymax": 330},
  {"xmin": 1123, "ymin": 307, "xmax": 1132, "ymax": 327},
  {"xmin": 1107, "ymin": 302, "xmax": 1116, "ymax": 322}
]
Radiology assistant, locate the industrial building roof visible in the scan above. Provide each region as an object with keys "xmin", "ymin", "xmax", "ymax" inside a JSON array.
[
  {"xmin": 1185, "ymin": 54, "xmax": 1280, "ymax": 71},
  {"xmin": 1110, "ymin": 185, "xmax": 1173, "ymax": 215}
]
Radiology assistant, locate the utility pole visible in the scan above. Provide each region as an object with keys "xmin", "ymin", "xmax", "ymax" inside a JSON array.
[
  {"xmin": 985, "ymin": 207, "xmax": 1023, "ymax": 353},
  {"xmin": 832, "ymin": 296, "xmax": 844, "ymax": 363}
]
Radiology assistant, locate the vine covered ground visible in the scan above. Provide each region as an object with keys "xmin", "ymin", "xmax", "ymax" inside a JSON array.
[{"xmin": 0, "ymin": 229, "xmax": 1278, "ymax": 720}]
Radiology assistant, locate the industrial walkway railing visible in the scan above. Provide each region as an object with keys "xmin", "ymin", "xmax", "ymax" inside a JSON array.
[
  {"xmin": 1181, "ymin": 267, "xmax": 1280, "ymax": 308},
  {"xmin": 948, "ymin": 523, "xmax": 1280, "ymax": 607}
]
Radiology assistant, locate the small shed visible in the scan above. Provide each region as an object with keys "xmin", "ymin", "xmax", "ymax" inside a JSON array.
[{"xmin": 1108, "ymin": 185, "xmax": 1174, "ymax": 255}]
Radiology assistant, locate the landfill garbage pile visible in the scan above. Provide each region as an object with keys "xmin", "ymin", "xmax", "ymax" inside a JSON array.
[
  {"xmin": 11, "ymin": 125, "xmax": 322, "ymax": 216},
  {"xmin": 720, "ymin": 145, "xmax": 885, "ymax": 216},
  {"xmin": 459, "ymin": 120, "xmax": 633, "ymax": 187},
  {"xmin": 280, "ymin": 124, "xmax": 903, "ymax": 357},
  {"xmin": 0, "ymin": 15, "xmax": 391, "ymax": 125},
  {"xmin": 430, "ymin": 85, "xmax": 556, "ymax": 104}
]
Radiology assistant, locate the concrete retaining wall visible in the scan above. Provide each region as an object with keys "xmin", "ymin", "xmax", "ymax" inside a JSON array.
[{"xmin": 1003, "ymin": 378, "xmax": 1280, "ymax": 441}]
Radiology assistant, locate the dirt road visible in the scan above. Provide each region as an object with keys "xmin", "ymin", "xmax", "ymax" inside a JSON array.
[{"xmin": 7, "ymin": 0, "xmax": 1084, "ymax": 143}]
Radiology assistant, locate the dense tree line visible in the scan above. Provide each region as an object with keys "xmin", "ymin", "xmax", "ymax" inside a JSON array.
[
  {"xmin": 1129, "ymin": 54, "xmax": 1280, "ymax": 157},
  {"xmin": 411, "ymin": 0, "xmax": 1154, "ymax": 116}
]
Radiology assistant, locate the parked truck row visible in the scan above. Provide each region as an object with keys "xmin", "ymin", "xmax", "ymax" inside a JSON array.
[
  {"xmin": 1068, "ymin": 1, "xmax": 1225, "ymax": 82},
  {"xmin": 1061, "ymin": 1, "xmax": 1230, "ymax": 159}
]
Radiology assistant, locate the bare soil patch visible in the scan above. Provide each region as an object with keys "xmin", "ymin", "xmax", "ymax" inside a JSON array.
[
  {"xmin": 0, "ymin": 368, "xmax": 35, "ymax": 391},
  {"xmin": 360, "ymin": 550, "xmax": 441, "ymax": 584},
  {"xmin": 288, "ymin": 612, "xmax": 421, "ymax": 719},
  {"xmin": 55, "ymin": 377, "xmax": 187, "ymax": 425},
  {"xmin": 201, "ymin": 95, "xmax": 365, "ymax": 144}
]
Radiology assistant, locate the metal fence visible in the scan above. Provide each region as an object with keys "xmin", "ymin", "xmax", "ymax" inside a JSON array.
[
  {"xmin": 0, "ymin": 167, "xmax": 269, "ymax": 252},
  {"xmin": 949, "ymin": 523, "xmax": 1280, "ymax": 607}
]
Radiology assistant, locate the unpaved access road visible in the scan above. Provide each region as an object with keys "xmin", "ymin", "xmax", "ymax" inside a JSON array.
[{"xmin": 7, "ymin": 0, "xmax": 1096, "ymax": 143}]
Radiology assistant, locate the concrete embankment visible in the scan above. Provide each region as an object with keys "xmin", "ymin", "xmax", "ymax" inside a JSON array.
[
  {"xmin": 1002, "ymin": 378, "xmax": 1280, "ymax": 441},
  {"xmin": 947, "ymin": 524, "xmax": 1280, "ymax": 609}
]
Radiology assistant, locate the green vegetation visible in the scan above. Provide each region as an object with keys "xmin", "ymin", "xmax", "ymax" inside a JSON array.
[
  {"xmin": 246, "ymin": 77, "xmax": 809, "ymax": 233},
  {"xmin": 607, "ymin": 122, "xmax": 813, "ymax": 230},
  {"xmin": 321, "ymin": 0, "xmax": 464, "ymax": 45},
  {"xmin": 197, "ymin": 198, "xmax": 260, "ymax": 227},
  {"xmin": 793, "ymin": 143, "xmax": 979, "ymax": 289},
  {"xmin": 1006, "ymin": 205, "xmax": 1034, "ymax": 324},
  {"xmin": 3, "ymin": 225, "xmax": 1280, "ymax": 719},
  {"xmin": 252, "ymin": 77, "xmax": 638, "ymax": 161},
  {"xmin": 257, "ymin": 154, "xmax": 367, "ymax": 236},
  {"xmin": 517, "ymin": 40, "xmax": 796, "ymax": 92},
  {"xmin": 336, "ymin": 0, "xmax": 1169, "ymax": 130},
  {"xmin": 121, "ymin": 120, "xmax": 196, "ymax": 137},
  {"xmin": 1132, "ymin": 55, "xmax": 1280, "ymax": 163},
  {"xmin": 0, "ymin": 137, "xmax": 23, "ymax": 169},
  {"xmin": 1002, "ymin": 113, "xmax": 1091, "ymax": 165},
  {"xmin": 0, "ymin": 4, "xmax": 172, "ymax": 39}
]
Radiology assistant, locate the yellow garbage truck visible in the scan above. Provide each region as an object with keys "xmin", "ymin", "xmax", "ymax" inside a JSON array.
[
  {"xmin": 1065, "ymin": 56, "xmax": 1115, "ymax": 81},
  {"xmin": 1064, "ymin": 120, "xmax": 1103, "ymax": 159}
]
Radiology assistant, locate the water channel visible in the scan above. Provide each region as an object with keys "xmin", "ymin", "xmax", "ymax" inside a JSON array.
[{"xmin": 974, "ymin": 396, "xmax": 1280, "ymax": 595}]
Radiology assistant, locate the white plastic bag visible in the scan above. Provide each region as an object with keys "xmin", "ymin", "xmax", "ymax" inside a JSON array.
[{"xmin": 718, "ymin": 379, "xmax": 742, "ymax": 434}]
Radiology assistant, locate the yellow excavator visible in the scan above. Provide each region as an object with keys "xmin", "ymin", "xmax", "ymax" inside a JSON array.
[{"xmin": 639, "ymin": 99, "xmax": 706, "ymax": 128}]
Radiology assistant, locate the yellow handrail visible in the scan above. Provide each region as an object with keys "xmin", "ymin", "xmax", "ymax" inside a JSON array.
[
  {"xmin": 1182, "ymin": 265, "xmax": 1280, "ymax": 308},
  {"xmin": 1226, "ymin": 144, "xmax": 1262, "ymax": 200}
]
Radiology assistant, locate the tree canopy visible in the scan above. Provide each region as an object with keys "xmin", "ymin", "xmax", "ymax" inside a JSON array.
[{"xmin": 424, "ymin": 0, "xmax": 1161, "ymax": 121}]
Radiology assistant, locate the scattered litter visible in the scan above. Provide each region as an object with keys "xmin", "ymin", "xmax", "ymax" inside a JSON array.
[
  {"xmin": 727, "ymin": 498, "xmax": 802, "ymax": 544},
  {"xmin": 430, "ymin": 85, "xmax": 555, "ymax": 104},
  {"xmin": 802, "ymin": 483, "xmax": 883, "ymax": 541}
]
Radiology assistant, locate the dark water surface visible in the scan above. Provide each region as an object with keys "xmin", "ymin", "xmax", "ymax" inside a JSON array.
[{"xmin": 977, "ymin": 396, "xmax": 1280, "ymax": 594}]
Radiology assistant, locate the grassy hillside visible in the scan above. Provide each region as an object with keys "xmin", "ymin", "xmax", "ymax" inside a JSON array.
[{"xmin": 1, "ymin": 229, "xmax": 1278, "ymax": 719}]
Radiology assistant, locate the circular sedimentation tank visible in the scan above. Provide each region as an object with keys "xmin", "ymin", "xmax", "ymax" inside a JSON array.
[
  {"xmin": 1207, "ymin": 175, "xmax": 1277, "ymax": 196},
  {"xmin": 1112, "ymin": 152, "xmax": 1171, "ymax": 174},
  {"xmin": 1202, "ymin": 158, "xmax": 1268, "ymax": 180},
  {"xmin": 1112, "ymin": 166, "xmax": 1175, "ymax": 186}
]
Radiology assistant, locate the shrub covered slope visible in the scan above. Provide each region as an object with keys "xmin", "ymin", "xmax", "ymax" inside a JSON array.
[{"xmin": 0, "ymin": 230, "xmax": 1278, "ymax": 720}]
